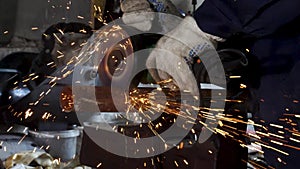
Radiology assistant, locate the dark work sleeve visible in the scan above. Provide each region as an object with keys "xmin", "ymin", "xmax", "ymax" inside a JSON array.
[{"xmin": 193, "ymin": 0, "xmax": 300, "ymax": 38}]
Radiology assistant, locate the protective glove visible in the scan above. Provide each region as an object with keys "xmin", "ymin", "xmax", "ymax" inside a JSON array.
[
  {"xmin": 120, "ymin": 0, "xmax": 155, "ymax": 31},
  {"xmin": 146, "ymin": 16, "xmax": 224, "ymax": 96}
]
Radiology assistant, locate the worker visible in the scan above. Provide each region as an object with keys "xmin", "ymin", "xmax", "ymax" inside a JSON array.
[{"xmin": 120, "ymin": 0, "xmax": 300, "ymax": 169}]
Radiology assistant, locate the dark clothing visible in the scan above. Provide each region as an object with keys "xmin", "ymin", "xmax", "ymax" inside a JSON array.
[
  {"xmin": 195, "ymin": 0, "xmax": 300, "ymax": 76},
  {"xmin": 194, "ymin": 0, "xmax": 300, "ymax": 168},
  {"xmin": 194, "ymin": 0, "xmax": 300, "ymax": 38}
]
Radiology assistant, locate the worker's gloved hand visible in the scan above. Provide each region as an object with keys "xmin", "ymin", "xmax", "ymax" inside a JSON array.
[
  {"xmin": 121, "ymin": 0, "xmax": 155, "ymax": 31},
  {"xmin": 146, "ymin": 16, "xmax": 224, "ymax": 96}
]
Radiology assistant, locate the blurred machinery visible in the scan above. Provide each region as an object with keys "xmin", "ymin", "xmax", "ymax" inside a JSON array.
[{"xmin": 0, "ymin": 0, "xmax": 121, "ymax": 128}]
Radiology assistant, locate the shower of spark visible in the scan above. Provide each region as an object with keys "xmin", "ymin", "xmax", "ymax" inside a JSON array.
[{"xmin": 1, "ymin": 1, "xmax": 299, "ymax": 167}]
